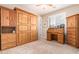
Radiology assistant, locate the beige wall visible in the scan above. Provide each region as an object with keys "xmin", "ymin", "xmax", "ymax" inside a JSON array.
[
  {"xmin": 42, "ymin": 4, "xmax": 79, "ymax": 17},
  {"xmin": 42, "ymin": 4, "xmax": 79, "ymax": 39}
]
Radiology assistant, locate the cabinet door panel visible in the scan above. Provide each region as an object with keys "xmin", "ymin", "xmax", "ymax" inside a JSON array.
[
  {"xmin": 67, "ymin": 16, "xmax": 76, "ymax": 27},
  {"xmin": 1, "ymin": 8, "xmax": 9, "ymax": 26},
  {"xmin": 19, "ymin": 26, "xmax": 28, "ymax": 31},
  {"xmin": 31, "ymin": 25, "xmax": 37, "ymax": 31},
  {"xmin": 18, "ymin": 31, "xmax": 26, "ymax": 45},
  {"xmin": 1, "ymin": 42, "xmax": 16, "ymax": 50},
  {"xmin": 1, "ymin": 34, "xmax": 16, "ymax": 44},
  {"xmin": 18, "ymin": 13, "xmax": 27, "ymax": 25},
  {"xmin": 9, "ymin": 11, "xmax": 16, "ymax": 27},
  {"xmin": 31, "ymin": 31, "xmax": 37, "ymax": 41},
  {"xmin": 27, "ymin": 31, "xmax": 31, "ymax": 42},
  {"xmin": 31, "ymin": 15, "xmax": 37, "ymax": 25}
]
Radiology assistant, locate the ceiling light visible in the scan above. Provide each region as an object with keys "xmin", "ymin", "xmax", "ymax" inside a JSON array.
[{"xmin": 36, "ymin": 4, "xmax": 55, "ymax": 9}]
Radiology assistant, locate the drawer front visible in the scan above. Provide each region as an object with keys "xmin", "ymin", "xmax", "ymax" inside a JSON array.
[
  {"xmin": 68, "ymin": 39, "xmax": 76, "ymax": 46},
  {"xmin": 68, "ymin": 37, "xmax": 76, "ymax": 42},
  {"xmin": 1, "ymin": 42, "xmax": 16, "ymax": 50},
  {"xmin": 47, "ymin": 33, "xmax": 52, "ymax": 41},
  {"xmin": 58, "ymin": 34, "xmax": 64, "ymax": 44},
  {"xmin": 67, "ymin": 28, "xmax": 76, "ymax": 34},
  {"xmin": 67, "ymin": 28, "xmax": 76, "ymax": 40},
  {"xmin": 57, "ymin": 29, "xmax": 64, "ymax": 34},
  {"xmin": 67, "ymin": 32, "xmax": 76, "ymax": 36},
  {"xmin": 1, "ymin": 34, "xmax": 16, "ymax": 44},
  {"xmin": 67, "ymin": 34, "xmax": 76, "ymax": 39}
]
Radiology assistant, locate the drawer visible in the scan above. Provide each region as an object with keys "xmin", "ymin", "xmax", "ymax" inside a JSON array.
[
  {"xmin": 67, "ymin": 34, "xmax": 76, "ymax": 39},
  {"xmin": 67, "ymin": 28, "xmax": 76, "ymax": 32},
  {"xmin": 68, "ymin": 39, "xmax": 76, "ymax": 46},
  {"xmin": 68, "ymin": 37, "xmax": 76, "ymax": 42},
  {"xmin": 1, "ymin": 42, "xmax": 16, "ymax": 50},
  {"xmin": 58, "ymin": 34, "xmax": 64, "ymax": 44},
  {"xmin": 57, "ymin": 29, "xmax": 64, "ymax": 34},
  {"xmin": 1, "ymin": 34, "xmax": 16, "ymax": 44},
  {"xmin": 67, "ymin": 31, "xmax": 76, "ymax": 35}
]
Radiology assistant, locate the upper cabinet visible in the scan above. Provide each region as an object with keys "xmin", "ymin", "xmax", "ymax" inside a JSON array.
[
  {"xmin": 9, "ymin": 10, "xmax": 16, "ymax": 27},
  {"xmin": 67, "ymin": 15, "xmax": 77, "ymax": 28},
  {"xmin": 30, "ymin": 15, "xmax": 37, "ymax": 25},
  {"xmin": 1, "ymin": 8, "xmax": 9, "ymax": 26},
  {"xmin": 1, "ymin": 7, "xmax": 16, "ymax": 27}
]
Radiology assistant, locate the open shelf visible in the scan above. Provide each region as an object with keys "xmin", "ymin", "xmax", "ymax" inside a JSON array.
[{"xmin": 1, "ymin": 26, "xmax": 16, "ymax": 33}]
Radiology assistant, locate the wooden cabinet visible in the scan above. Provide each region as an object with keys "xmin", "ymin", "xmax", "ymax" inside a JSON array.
[
  {"xmin": 1, "ymin": 34, "xmax": 16, "ymax": 50},
  {"xmin": 16, "ymin": 11, "xmax": 28, "ymax": 45},
  {"xmin": 1, "ymin": 7, "xmax": 16, "ymax": 27},
  {"xmin": 67, "ymin": 16, "xmax": 76, "ymax": 28},
  {"xmin": 15, "ymin": 8, "xmax": 38, "ymax": 46},
  {"xmin": 1, "ymin": 34, "xmax": 16, "ymax": 44},
  {"xmin": 0, "ymin": 6, "xmax": 37, "ymax": 50},
  {"xmin": 67, "ymin": 14, "xmax": 79, "ymax": 48},
  {"xmin": 1, "ymin": 8, "xmax": 9, "ymax": 26},
  {"xmin": 47, "ymin": 28, "xmax": 64, "ymax": 44},
  {"xmin": 57, "ymin": 34, "xmax": 64, "ymax": 44},
  {"xmin": 9, "ymin": 10, "xmax": 16, "ymax": 27},
  {"xmin": 30, "ymin": 15, "xmax": 37, "ymax": 41},
  {"xmin": 0, "ymin": 6, "xmax": 16, "ymax": 50},
  {"xmin": 47, "ymin": 32, "xmax": 52, "ymax": 41},
  {"xmin": 18, "ymin": 31, "xmax": 27, "ymax": 45}
]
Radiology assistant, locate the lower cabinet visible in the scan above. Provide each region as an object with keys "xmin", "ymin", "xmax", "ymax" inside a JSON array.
[
  {"xmin": 1, "ymin": 42, "xmax": 16, "ymax": 50},
  {"xmin": 57, "ymin": 34, "xmax": 64, "ymax": 44},
  {"xmin": 31, "ymin": 31, "xmax": 37, "ymax": 41},
  {"xmin": 18, "ymin": 31, "xmax": 27, "ymax": 45},
  {"xmin": 1, "ymin": 34, "xmax": 16, "ymax": 50}
]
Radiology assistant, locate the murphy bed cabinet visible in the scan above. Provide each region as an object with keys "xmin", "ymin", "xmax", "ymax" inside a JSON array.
[
  {"xmin": 0, "ymin": 6, "xmax": 37, "ymax": 50},
  {"xmin": 15, "ymin": 8, "xmax": 38, "ymax": 46},
  {"xmin": 0, "ymin": 6, "xmax": 16, "ymax": 50},
  {"xmin": 67, "ymin": 14, "xmax": 79, "ymax": 48}
]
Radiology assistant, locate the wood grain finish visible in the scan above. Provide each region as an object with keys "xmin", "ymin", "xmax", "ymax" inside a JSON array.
[
  {"xmin": 67, "ymin": 14, "xmax": 79, "ymax": 48},
  {"xmin": 1, "ymin": 34, "xmax": 16, "ymax": 50},
  {"xmin": 0, "ymin": 6, "xmax": 37, "ymax": 50},
  {"xmin": 15, "ymin": 8, "xmax": 38, "ymax": 46},
  {"xmin": 9, "ymin": 10, "xmax": 16, "ymax": 27},
  {"xmin": 47, "ymin": 28, "xmax": 64, "ymax": 44},
  {"xmin": 0, "ymin": 6, "xmax": 16, "ymax": 50},
  {"xmin": 1, "ymin": 42, "xmax": 16, "ymax": 50},
  {"xmin": 1, "ymin": 8, "xmax": 9, "ymax": 26},
  {"xmin": 1, "ymin": 34, "xmax": 16, "ymax": 44}
]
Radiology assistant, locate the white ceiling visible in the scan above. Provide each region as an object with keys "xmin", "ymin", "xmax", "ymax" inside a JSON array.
[{"xmin": 0, "ymin": 4, "xmax": 72, "ymax": 15}]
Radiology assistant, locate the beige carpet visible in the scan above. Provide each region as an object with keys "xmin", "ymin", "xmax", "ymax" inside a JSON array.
[{"xmin": 0, "ymin": 40, "xmax": 79, "ymax": 54}]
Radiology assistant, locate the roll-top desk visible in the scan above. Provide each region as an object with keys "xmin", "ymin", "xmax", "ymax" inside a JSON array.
[{"xmin": 47, "ymin": 28, "xmax": 65, "ymax": 44}]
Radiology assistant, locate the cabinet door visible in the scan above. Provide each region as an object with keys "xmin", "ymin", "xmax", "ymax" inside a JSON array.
[
  {"xmin": 1, "ymin": 42, "xmax": 16, "ymax": 50},
  {"xmin": 1, "ymin": 34, "xmax": 16, "ymax": 44},
  {"xmin": 18, "ymin": 31, "xmax": 27, "ymax": 45},
  {"xmin": 31, "ymin": 31, "xmax": 37, "ymax": 41},
  {"xmin": 31, "ymin": 25, "xmax": 37, "ymax": 41},
  {"xmin": 30, "ymin": 15, "xmax": 37, "ymax": 25},
  {"xmin": 1, "ymin": 8, "xmax": 9, "ymax": 26},
  {"xmin": 18, "ymin": 26, "xmax": 28, "ymax": 45},
  {"xmin": 67, "ymin": 16, "xmax": 76, "ymax": 28},
  {"xmin": 17, "ymin": 12, "xmax": 28, "ymax": 45},
  {"xmin": 18, "ymin": 13, "xmax": 28, "ymax": 26},
  {"xmin": 47, "ymin": 32, "xmax": 52, "ymax": 41},
  {"xmin": 9, "ymin": 10, "xmax": 16, "ymax": 27},
  {"xmin": 30, "ymin": 15, "xmax": 37, "ymax": 41}
]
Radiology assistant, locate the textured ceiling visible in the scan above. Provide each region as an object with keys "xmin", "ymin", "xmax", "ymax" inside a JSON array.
[{"xmin": 0, "ymin": 4, "xmax": 72, "ymax": 15}]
